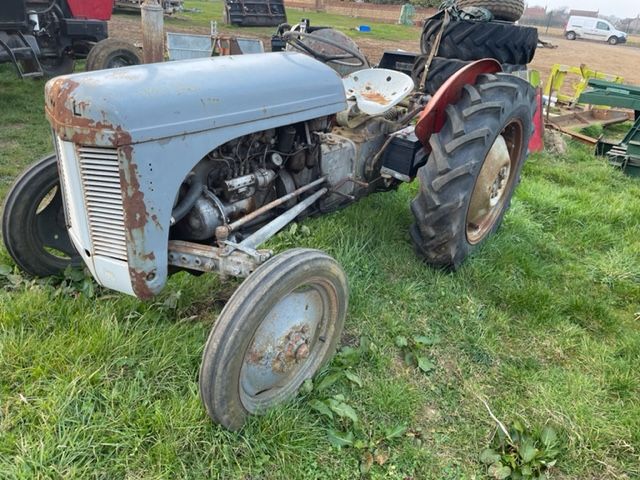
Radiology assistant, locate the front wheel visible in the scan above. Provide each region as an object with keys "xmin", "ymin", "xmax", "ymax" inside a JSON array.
[
  {"xmin": 565, "ymin": 31, "xmax": 577, "ymax": 40},
  {"xmin": 2, "ymin": 154, "xmax": 82, "ymax": 276},
  {"xmin": 608, "ymin": 36, "xmax": 619, "ymax": 45},
  {"xmin": 410, "ymin": 73, "xmax": 535, "ymax": 269},
  {"xmin": 199, "ymin": 248, "xmax": 348, "ymax": 430}
]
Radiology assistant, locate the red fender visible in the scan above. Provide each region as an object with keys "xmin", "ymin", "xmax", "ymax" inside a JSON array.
[{"xmin": 415, "ymin": 59, "xmax": 502, "ymax": 152}]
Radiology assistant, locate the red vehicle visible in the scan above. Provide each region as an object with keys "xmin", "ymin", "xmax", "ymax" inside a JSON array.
[{"xmin": 0, "ymin": 0, "xmax": 140, "ymax": 78}]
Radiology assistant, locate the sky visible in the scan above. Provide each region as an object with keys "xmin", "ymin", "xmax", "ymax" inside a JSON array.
[{"xmin": 529, "ymin": 0, "xmax": 639, "ymax": 18}]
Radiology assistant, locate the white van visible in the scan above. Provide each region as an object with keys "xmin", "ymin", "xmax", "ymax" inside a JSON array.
[{"xmin": 565, "ymin": 16, "xmax": 628, "ymax": 45}]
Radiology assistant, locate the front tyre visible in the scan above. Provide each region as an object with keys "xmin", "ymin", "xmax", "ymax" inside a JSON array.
[
  {"xmin": 410, "ymin": 73, "xmax": 535, "ymax": 269},
  {"xmin": 608, "ymin": 36, "xmax": 619, "ymax": 45},
  {"xmin": 2, "ymin": 154, "xmax": 81, "ymax": 276},
  {"xmin": 199, "ymin": 248, "xmax": 348, "ymax": 430}
]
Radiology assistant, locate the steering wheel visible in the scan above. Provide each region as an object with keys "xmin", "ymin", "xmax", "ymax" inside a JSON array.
[{"xmin": 282, "ymin": 30, "xmax": 368, "ymax": 68}]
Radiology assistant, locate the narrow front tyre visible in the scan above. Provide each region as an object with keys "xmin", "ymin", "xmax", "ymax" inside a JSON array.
[
  {"xmin": 199, "ymin": 248, "xmax": 349, "ymax": 430},
  {"xmin": 2, "ymin": 154, "xmax": 81, "ymax": 276}
]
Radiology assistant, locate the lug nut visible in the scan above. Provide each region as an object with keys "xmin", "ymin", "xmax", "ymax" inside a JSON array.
[{"xmin": 294, "ymin": 343, "xmax": 309, "ymax": 361}]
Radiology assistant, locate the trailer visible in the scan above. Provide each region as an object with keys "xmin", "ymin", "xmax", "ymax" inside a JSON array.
[{"xmin": 580, "ymin": 79, "xmax": 640, "ymax": 177}]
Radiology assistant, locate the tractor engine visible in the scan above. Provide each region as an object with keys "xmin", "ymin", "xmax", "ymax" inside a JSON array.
[{"xmin": 173, "ymin": 113, "xmax": 397, "ymax": 245}]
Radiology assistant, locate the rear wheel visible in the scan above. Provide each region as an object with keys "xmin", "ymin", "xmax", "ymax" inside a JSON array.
[
  {"xmin": 2, "ymin": 154, "xmax": 81, "ymax": 276},
  {"xmin": 199, "ymin": 248, "xmax": 348, "ymax": 430},
  {"xmin": 86, "ymin": 39, "xmax": 142, "ymax": 71},
  {"xmin": 410, "ymin": 73, "xmax": 535, "ymax": 268}
]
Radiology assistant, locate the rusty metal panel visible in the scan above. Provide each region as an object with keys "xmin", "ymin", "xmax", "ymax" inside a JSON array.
[{"xmin": 45, "ymin": 52, "xmax": 346, "ymax": 146}]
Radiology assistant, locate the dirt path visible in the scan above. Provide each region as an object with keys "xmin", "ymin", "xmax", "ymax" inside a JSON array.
[{"xmin": 109, "ymin": 15, "xmax": 640, "ymax": 86}]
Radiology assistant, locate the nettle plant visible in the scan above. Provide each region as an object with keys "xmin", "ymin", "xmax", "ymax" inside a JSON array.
[
  {"xmin": 303, "ymin": 338, "xmax": 409, "ymax": 475},
  {"xmin": 480, "ymin": 419, "xmax": 562, "ymax": 479},
  {"xmin": 395, "ymin": 334, "xmax": 439, "ymax": 373}
]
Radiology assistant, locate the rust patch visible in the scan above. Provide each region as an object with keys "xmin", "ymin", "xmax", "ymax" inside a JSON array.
[
  {"xmin": 143, "ymin": 252, "xmax": 156, "ymax": 261},
  {"xmin": 270, "ymin": 325, "xmax": 310, "ymax": 374},
  {"xmin": 150, "ymin": 214, "xmax": 162, "ymax": 229},
  {"xmin": 45, "ymin": 77, "xmax": 133, "ymax": 147},
  {"xmin": 247, "ymin": 346, "xmax": 266, "ymax": 365},
  {"xmin": 129, "ymin": 268, "xmax": 155, "ymax": 300},
  {"xmin": 118, "ymin": 146, "xmax": 158, "ymax": 299},
  {"xmin": 361, "ymin": 91, "xmax": 388, "ymax": 105},
  {"xmin": 119, "ymin": 157, "xmax": 148, "ymax": 231}
]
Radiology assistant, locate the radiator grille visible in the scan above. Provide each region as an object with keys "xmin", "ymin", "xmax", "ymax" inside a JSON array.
[
  {"xmin": 55, "ymin": 137, "xmax": 74, "ymax": 228},
  {"xmin": 78, "ymin": 147, "xmax": 128, "ymax": 261}
]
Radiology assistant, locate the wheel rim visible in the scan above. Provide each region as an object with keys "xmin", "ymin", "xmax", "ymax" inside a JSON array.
[
  {"xmin": 466, "ymin": 120, "xmax": 523, "ymax": 245},
  {"xmin": 107, "ymin": 55, "xmax": 135, "ymax": 69},
  {"xmin": 239, "ymin": 279, "xmax": 335, "ymax": 413},
  {"xmin": 33, "ymin": 183, "xmax": 78, "ymax": 261}
]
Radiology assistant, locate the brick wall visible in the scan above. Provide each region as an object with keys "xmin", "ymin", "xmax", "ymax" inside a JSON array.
[{"xmin": 285, "ymin": 0, "xmax": 437, "ymax": 24}]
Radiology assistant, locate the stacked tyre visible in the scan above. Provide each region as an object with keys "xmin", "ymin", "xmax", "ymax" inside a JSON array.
[{"xmin": 415, "ymin": 0, "xmax": 537, "ymax": 94}]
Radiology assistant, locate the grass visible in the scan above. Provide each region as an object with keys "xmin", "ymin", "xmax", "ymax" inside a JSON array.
[
  {"xmin": 162, "ymin": 0, "xmax": 421, "ymax": 42},
  {"xmin": 579, "ymin": 121, "xmax": 634, "ymax": 142},
  {"xmin": 1, "ymin": 35, "xmax": 640, "ymax": 480}
]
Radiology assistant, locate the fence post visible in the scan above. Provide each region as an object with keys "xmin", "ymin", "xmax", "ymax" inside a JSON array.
[{"xmin": 141, "ymin": 0, "xmax": 164, "ymax": 63}]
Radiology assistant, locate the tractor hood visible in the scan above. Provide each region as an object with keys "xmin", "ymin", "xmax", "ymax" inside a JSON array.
[{"xmin": 45, "ymin": 52, "xmax": 347, "ymax": 146}]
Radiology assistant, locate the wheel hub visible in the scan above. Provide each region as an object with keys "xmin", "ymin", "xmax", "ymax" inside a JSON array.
[
  {"xmin": 239, "ymin": 286, "xmax": 325, "ymax": 410},
  {"xmin": 466, "ymin": 130, "xmax": 519, "ymax": 245}
]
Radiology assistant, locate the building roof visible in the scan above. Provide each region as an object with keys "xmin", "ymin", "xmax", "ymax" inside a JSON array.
[
  {"xmin": 569, "ymin": 9, "xmax": 598, "ymax": 18},
  {"xmin": 523, "ymin": 6, "xmax": 546, "ymax": 19}
]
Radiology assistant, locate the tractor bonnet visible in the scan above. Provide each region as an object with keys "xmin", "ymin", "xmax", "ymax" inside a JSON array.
[{"xmin": 45, "ymin": 52, "xmax": 347, "ymax": 147}]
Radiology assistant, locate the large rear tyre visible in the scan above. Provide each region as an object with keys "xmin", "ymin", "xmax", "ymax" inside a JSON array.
[
  {"xmin": 410, "ymin": 73, "xmax": 535, "ymax": 269},
  {"xmin": 455, "ymin": 0, "xmax": 525, "ymax": 22},
  {"xmin": 420, "ymin": 18, "xmax": 538, "ymax": 65},
  {"xmin": 86, "ymin": 39, "xmax": 142, "ymax": 71},
  {"xmin": 199, "ymin": 248, "xmax": 348, "ymax": 430},
  {"xmin": 2, "ymin": 154, "xmax": 81, "ymax": 276}
]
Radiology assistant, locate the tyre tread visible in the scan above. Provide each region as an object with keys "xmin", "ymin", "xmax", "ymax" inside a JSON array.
[
  {"xmin": 420, "ymin": 19, "xmax": 538, "ymax": 65},
  {"xmin": 410, "ymin": 73, "xmax": 536, "ymax": 269}
]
